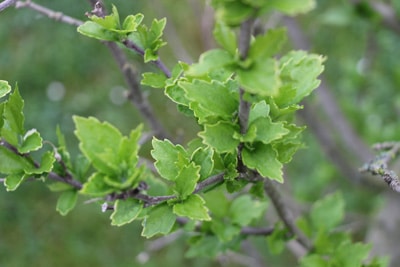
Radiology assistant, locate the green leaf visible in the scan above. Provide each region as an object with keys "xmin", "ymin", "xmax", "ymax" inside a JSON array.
[
  {"xmin": 229, "ymin": 195, "xmax": 268, "ymax": 226},
  {"xmin": 248, "ymin": 28, "xmax": 287, "ymax": 62},
  {"xmin": 310, "ymin": 192, "xmax": 344, "ymax": 231},
  {"xmin": 77, "ymin": 21, "xmax": 120, "ymax": 41},
  {"xmin": 25, "ymin": 151, "xmax": 55, "ymax": 175},
  {"xmin": 111, "ymin": 198, "xmax": 143, "ymax": 226},
  {"xmin": 2, "ymin": 87, "xmax": 25, "ymax": 146},
  {"xmin": 4, "ymin": 173, "xmax": 26, "ymax": 191},
  {"xmin": 276, "ymin": 51, "xmax": 325, "ymax": 106},
  {"xmin": 141, "ymin": 203, "xmax": 176, "ymax": 238},
  {"xmin": 141, "ymin": 72, "xmax": 167, "ymax": 88},
  {"xmin": 0, "ymin": 80, "xmax": 11, "ymax": 98},
  {"xmin": 74, "ymin": 116, "xmax": 122, "ymax": 175},
  {"xmin": 0, "ymin": 146, "xmax": 33, "ymax": 174},
  {"xmin": 263, "ymin": 0, "xmax": 316, "ymax": 15},
  {"xmin": 213, "ymin": 22, "xmax": 237, "ymax": 55},
  {"xmin": 204, "ymin": 188, "xmax": 230, "ymax": 218},
  {"xmin": 185, "ymin": 49, "xmax": 235, "ymax": 77},
  {"xmin": 190, "ymin": 147, "xmax": 214, "ymax": 180},
  {"xmin": 212, "ymin": 1, "xmax": 254, "ymax": 26},
  {"xmin": 151, "ymin": 138, "xmax": 189, "ymax": 181},
  {"xmin": 18, "ymin": 129, "xmax": 43, "ymax": 153},
  {"xmin": 335, "ymin": 242, "xmax": 371, "ymax": 267},
  {"xmin": 117, "ymin": 125, "xmax": 142, "ymax": 167},
  {"xmin": 199, "ymin": 121, "xmax": 240, "ymax": 153},
  {"xmin": 90, "ymin": 5, "xmax": 120, "ymax": 30},
  {"xmin": 179, "ymin": 79, "xmax": 238, "ymax": 123},
  {"xmin": 173, "ymin": 194, "xmax": 211, "ymax": 221},
  {"xmin": 211, "ymin": 220, "xmax": 241, "ymax": 242},
  {"xmin": 122, "ymin": 13, "xmax": 144, "ymax": 32},
  {"xmin": 174, "ymin": 162, "xmax": 200, "ymax": 199},
  {"xmin": 266, "ymin": 224, "xmax": 289, "ymax": 254},
  {"xmin": 80, "ymin": 172, "xmax": 115, "ymax": 196},
  {"xmin": 242, "ymin": 143, "xmax": 283, "ymax": 182},
  {"xmin": 56, "ymin": 190, "xmax": 78, "ymax": 216},
  {"xmin": 236, "ymin": 58, "xmax": 281, "ymax": 96},
  {"xmin": 299, "ymin": 254, "xmax": 327, "ymax": 267}
]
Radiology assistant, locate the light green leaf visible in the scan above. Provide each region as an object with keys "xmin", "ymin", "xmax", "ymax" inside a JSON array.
[
  {"xmin": 299, "ymin": 254, "xmax": 327, "ymax": 267},
  {"xmin": 173, "ymin": 194, "xmax": 211, "ymax": 221},
  {"xmin": 47, "ymin": 181, "xmax": 74, "ymax": 192},
  {"xmin": 56, "ymin": 190, "xmax": 78, "ymax": 216},
  {"xmin": 149, "ymin": 18, "xmax": 167, "ymax": 43},
  {"xmin": 4, "ymin": 173, "xmax": 26, "ymax": 191},
  {"xmin": 199, "ymin": 121, "xmax": 240, "ymax": 154},
  {"xmin": 179, "ymin": 80, "xmax": 238, "ymax": 123},
  {"xmin": 263, "ymin": 0, "xmax": 316, "ymax": 15},
  {"xmin": 277, "ymin": 51, "xmax": 325, "ymax": 106},
  {"xmin": 141, "ymin": 72, "xmax": 167, "ymax": 88},
  {"xmin": 213, "ymin": 22, "xmax": 237, "ymax": 55},
  {"xmin": 245, "ymin": 117, "xmax": 289, "ymax": 144},
  {"xmin": 25, "ymin": 151, "xmax": 55, "ymax": 175},
  {"xmin": 77, "ymin": 21, "xmax": 120, "ymax": 41},
  {"xmin": 242, "ymin": 143, "xmax": 283, "ymax": 182},
  {"xmin": 211, "ymin": 220, "xmax": 241, "ymax": 242},
  {"xmin": 151, "ymin": 138, "xmax": 189, "ymax": 181},
  {"xmin": 335, "ymin": 242, "xmax": 371, "ymax": 267},
  {"xmin": 237, "ymin": 58, "xmax": 281, "ymax": 96},
  {"xmin": 248, "ymin": 28, "xmax": 287, "ymax": 62},
  {"xmin": 80, "ymin": 172, "xmax": 115, "ymax": 196},
  {"xmin": 117, "ymin": 125, "xmax": 142, "ymax": 166},
  {"xmin": 191, "ymin": 147, "xmax": 214, "ymax": 180},
  {"xmin": 74, "ymin": 116, "xmax": 122, "ymax": 175},
  {"xmin": 2, "ymin": 87, "xmax": 25, "ymax": 146},
  {"xmin": 90, "ymin": 5, "xmax": 120, "ymax": 30},
  {"xmin": 122, "ymin": 13, "xmax": 144, "ymax": 32},
  {"xmin": 203, "ymin": 188, "xmax": 230, "ymax": 219},
  {"xmin": 141, "ymin": 203, "xmax": 176, "ymax": 238},
  {"xmin": 0, "ymin": 80, "xmax": 11, "ymax": 98},
  {"xmin": 111, "ymin": 198, "xmax": 143, "ymax": 226},
  {"xmin": 310, "ymin": 192, "xmax": 344, "ymax": 231},
  {"xmin": 229, "ymin": 195, "xmax": 268, "ymax": 226},
  {"xmin": 0, "ymin": 146, "xmax": 33, "ymax": 174},
  {"xmin": 18, "ymin": 129, "xmax": 42, "ymax": 153},
  {"xmin": 185, "ymin": 49, "xmax": 235, "ymax": 77},
  {"xmin": 174, "ymin": 162, "xmax": 200, "ymax": 199},
  {"xmin": 213, "ymin": 1, "xmax": 254, "ymax": 26}
]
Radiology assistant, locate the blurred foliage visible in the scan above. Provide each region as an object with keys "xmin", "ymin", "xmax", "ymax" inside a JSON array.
[{"xmin": 1, "ymin": 0, "xmax": 400, "ymax": 266}]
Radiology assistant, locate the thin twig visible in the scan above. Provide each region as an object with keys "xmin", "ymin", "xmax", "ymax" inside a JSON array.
[
  {"xmin": 15, "ymin": 0, "xmax": 83, "ymax": 26},
  {"xmin": 0, "ymin": 0, "xmax": 16, "ymax": 12},
  {"xmin": 263, "ymin": 177, "xmax": 312, "ymax": 251}
]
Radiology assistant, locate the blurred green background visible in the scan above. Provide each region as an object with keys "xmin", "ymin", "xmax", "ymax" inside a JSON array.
[{"xmin": 1, "ymin": 0, "xmax": 400, "ymax": 266}]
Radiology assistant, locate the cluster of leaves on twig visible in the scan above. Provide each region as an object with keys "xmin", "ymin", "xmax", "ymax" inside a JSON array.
[{"xmin": 0, "ymin": 0, "xmax": 390, "ymax": 265}]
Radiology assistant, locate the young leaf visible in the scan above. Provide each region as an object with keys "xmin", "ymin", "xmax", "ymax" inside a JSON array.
[
  {"xmin": 73, "ymin": 116, "xmax": 122, "ymax": 175},
  {"xmin": 244, "ymin": 117, "xmax": 289, "ymax": 144},
  {"xmin": 56, "ymin": 190, "xmax": 78, "ymax": 216},
  {"xmin": 199, "ymin": 121, "xmax": 240, "ymax": 154},
  {"xmin": 310, "ymin": 192, "xmax": 344, "ymax": 231},
  {"xmin": 335, "ymin": 242, "xmax": 371, "ymax": 267},
  {"xmin": 18, "ymin": 129, "xmax": 43, "ymax": 153},
  {"xmin": 174, "ymin": 162, "xmax": 200, "ymax": 199},
  {"xmin": 248, "ymin": 28, "xmax": 287, "ymax": 62},
  {"xmin": 173, "ymin": 194, "xmax": 211, "ymax": 221},
  {"xmin": 111, "ymin": 198, "xmax": 143, "ymax": 226},
  {"xmin": 4, "ymin": 173, "xmax": 26, "ymax": 191},
  {"xmin": 122, "ymin": 14, "xmax": 144, "ymax": 32},
  {"xmin": 151, "ymin": 138, "xmax": 189, "ymax": 181},
  {"xmin": 141, "ymin": 72, "xmax": 167, "ymax": 88},
  {"xmin": 80, "ymin": 172, "xmax": 115, "ymax": 196},
  {"xmin": 236, "ymin": 58, "xmax": 281, "ymax": 96},
  {"xmin": 229, "ymin": 195, "xmax": 268, "ymax": 226},
  {"xmin": 90, "ymin": 5, "xmax": 120, "ymax": 30},
  {"xmin": 0, "ymin": 80, "xmax": 11, "ymax": 98},
  {"xmin": 25, "ymin": 151, "xmax": 55, "ymax": 175},
  {"xmin": 263, "ymin": 0, "xmax": 316, "ymax": 15},
  {"xmin": 77, "ymin": 21, "xmax": 120, "ymax": 41},
  {"xmin": 179, "ymin": 79, "xmax": 238, "ymax": 123},
  {"xmin": 211, "ymin": 220, "xmax": 241, "ymax": 242},
  {"xmin": 2, "ymin": 87, "xmax": 25, "ymax": 146},
  {"xmin": 185, "ymin": 49, "xmax": 235, "ymax": 77},
  {"xmin": 213, "ymin": 22, "xmax": 237, "ymax": 55},
  {"xmin": 242, "ymin": 143, "xmax": 283, "ymax": 182},
  {"xmin": 141, "ymin": 203, "xmax": 176, "ymax": 238}
]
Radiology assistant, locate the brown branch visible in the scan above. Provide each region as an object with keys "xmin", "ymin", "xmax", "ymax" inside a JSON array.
[{"xmin": 263, "ymin": 177, "xmax": 312, "ymax": 251}]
